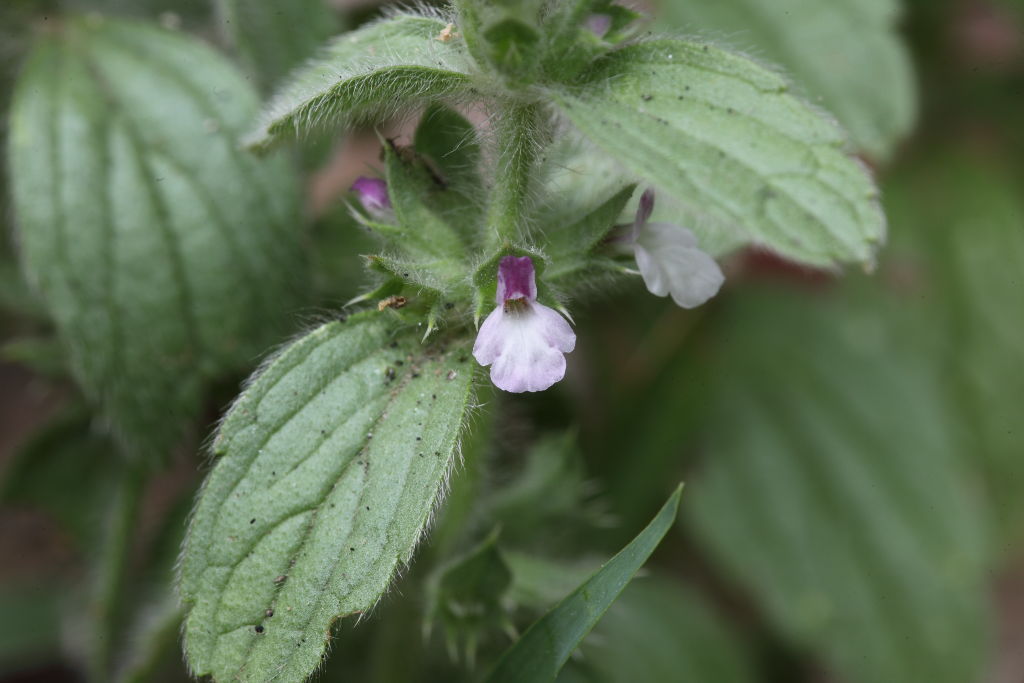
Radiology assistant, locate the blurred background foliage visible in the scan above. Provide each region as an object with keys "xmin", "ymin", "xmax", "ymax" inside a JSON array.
[{"xmin": 0, "ymin": 0, "xmax": 1022, "ymax": 682}]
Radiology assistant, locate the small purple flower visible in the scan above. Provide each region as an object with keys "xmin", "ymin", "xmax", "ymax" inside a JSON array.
[
  {"xmin": 473, "ymin": 256, "xmax": 576, "ymax": 393},
  {"xmin": 630, "ymin": 190, "xmax": 724, "ymax": 309},
  {"xmin": 584, "ymin": 13, "xmax": 613, "ymax": 38},
  {"xmin": 351, "ymin": 176, "xmax": 391, "ymax": 217}
]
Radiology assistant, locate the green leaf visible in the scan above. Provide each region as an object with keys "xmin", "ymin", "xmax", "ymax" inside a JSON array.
[
  {"xmin": 0, "ymin": 584, "xmax": 62, "ymax": 673},
  {"xmin": 546, "ymin": 184, "xmax": 635, "ymax": 281},
  {"xmin": 425, "ymin": 529, "xmax": 513, "ymax": 664},
  {"xmin": 686, "ymin": 290, "xmax": 990, "ymax": 683},
  {"xmin": 485, "ymin": 431, "xmax": 608, "ymax": 549},
  {"xmin": 549, "ymin": 40, "xmax": 885, "ymax": 268},
  {"xmin": 560, "ymin": 576, "xmax": 756, "ymax": 683},
  {"xmin": 7, "ymin": 17, "xmax": 303, "ymax": 457},
  {"xmin": 215, "ymin": 0, "xmax": 341, "ymax": 91},
  {"xmin": 249, "ymin": 13, "xmax": 476, "ymax": 150},
  {"xmin": 180, "ymin": 312, "xmax": 476, "ymax": 682},
  {"xmin": 383, "ymin": 140, "xmax": 468, "ymax": 268},
  {"xmin": 413, "ymin": 104, "xmax": 486, "ymax": 240},
  {"xmin": 658, "ymin": 0, "xmax": 916, "ymax": 161},
  {"xmin": 0, "ymin": 407, "xmax": 120, "ymax": 550},
  {"xmin": 485, "ymin": 484, "xmax": 682, "ymax": 683},
  {"xmin": 885, "ymin": 153, "xmax": 1024, "ymax": 545}
]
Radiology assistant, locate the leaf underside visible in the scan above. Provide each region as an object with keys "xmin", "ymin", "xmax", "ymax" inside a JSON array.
[
  {"xmin": 551, "ymin": 40, "xmax": 885, "ymax": 268},
  {"xmin": 180, "ymin": 312, "xmax": 475, "ymax": 682}
]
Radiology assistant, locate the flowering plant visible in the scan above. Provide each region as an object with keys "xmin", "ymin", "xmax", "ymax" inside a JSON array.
[{"xmin": 2, "ymin": 1, "xmax": 1018, "ymax": 682}]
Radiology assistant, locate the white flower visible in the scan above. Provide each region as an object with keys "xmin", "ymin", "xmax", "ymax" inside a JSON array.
[
  {"xmin": 472, "ymin": 256, "xmax": 576, "ymax": 393},
  {"xmin": 631, "ymin": 190, "xmax": 725, "ymax": 308}
]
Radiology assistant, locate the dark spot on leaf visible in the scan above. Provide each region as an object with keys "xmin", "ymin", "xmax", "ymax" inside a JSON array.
[
  {"xmin": 641, "ymin": 94, "xmax": 653, "ymax": 101},
  {"xmin": 255, "ymin": 625, "xmax": 264, "ymax": 634},
  {"xmin": 444, "ymin": 302, "xmax": 454, "ymax": 310},
  {"xmin": 265, "ymin": 609, "xmax": 274, "ymax": 617},
  {"xmin": 274, "ymin": 575, "xmax": 287, "ymax": 585},
  {"xmin": 250, "ymin": 518, "xmax": 256, "ymax": 524}
]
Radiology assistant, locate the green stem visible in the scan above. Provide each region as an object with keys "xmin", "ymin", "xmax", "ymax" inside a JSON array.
[
  {"xmin": 487, "ymin": 101, "xmax": 544, "ymax": 247},
  {"xmin": 87, "ymin": 467, "xmax": 144, "ymax": 683}
]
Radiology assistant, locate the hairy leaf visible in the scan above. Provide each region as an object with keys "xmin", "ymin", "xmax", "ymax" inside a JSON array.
[
  {"xmin": 658, "ymin": 0, "xmax": 916, "ymax": 161},
  {"xmin": 550, "ymin": 40, "xmax": 885, "ymax": 267},
  {"xmin": 485, "ymin": 485, "xmax": 682, "ymax": 683},
  {"xmin": 687, "ymin": 290, "xmax": 990, "ymax": 683},
  {"xmin": 216, "ymin": 0, "xmax": 341, "ymax": 91},
  {"xmin": 413, "ymin": 104, "xmax": 486, "ymax": 241},
  {"xmin": 7, "ymin": 17, "xmax": 303, "ymax": 456},
  {"xmin": 180, "ymin": 312, "xmax": 475, "ymax": 682},
  {"xmin": 249, "ymin": 13, "xmax": 476, "ymax": 150}
]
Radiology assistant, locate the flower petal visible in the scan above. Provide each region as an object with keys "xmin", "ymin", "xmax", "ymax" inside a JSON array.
[
  {"xmin": 472, "ymin": 306, "xmax": 506, "ymax": 366},
  {"xmin": 472, "ymin": 303, "xmax": 575, "ymax": 393},
  {"xmin": 636, "ymin": 243, "xmax": 724, "ymax": 309},
  {"xmin": 497, "ymin": 255, "xmax": 537, "ymax": 303},
  {"xmin": 351, "ymin": 176, "xmax": 390, "ymax": 215}
]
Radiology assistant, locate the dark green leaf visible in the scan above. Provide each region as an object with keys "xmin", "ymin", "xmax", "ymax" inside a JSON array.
[
  {"xmin": 550, "ymin": 40, "xmax": 885, "ymax": 267},
  {"xmin": 426, "ymin": 530, "xmax": 513, "ymax": 663},
  {"xmin": 0, "ymin": 407, "xmax": 120, "ymax": 549},
  {"xmin": 180, "ymin": 312, "xmax": 476, "ymax": 682},
  {"xmin": 413, "ymin": 104, "xmax": 486, "ymax": 240},
  {"xmin": 485, "ymin": 485, "xmax": 682, "ymax": 683},
  {"xmin": 7, "ymin": 17, "xmax": 304, "ymax": 457}
]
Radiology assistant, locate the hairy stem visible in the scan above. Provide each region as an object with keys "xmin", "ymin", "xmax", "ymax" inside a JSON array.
[{"xmin": 488, "ymin": 101, "xmax": 544, "ymax": 247}]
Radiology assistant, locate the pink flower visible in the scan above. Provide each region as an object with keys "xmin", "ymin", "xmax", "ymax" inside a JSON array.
[
  {"xmin": 630, "ymin": 190, "xmax": 724, "ymax": 308},
  {"xmin": 473, "ymin": 256, "xmax": 576, "ymax": 393},
  {"xmin": 351, "ymin": 176, "xmax": 391, "ymax": 217}
]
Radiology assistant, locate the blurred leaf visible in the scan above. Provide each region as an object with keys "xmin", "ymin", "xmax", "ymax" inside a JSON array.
[
  {"xmin": 7, "ymin": 17, "xmax": 304, "ymax": 458},
  {"xmin": 426, "ymin": 529, "xmax": 513, "ymax": 665},
  {"xmin": 486, "ymin": 431, "xmax": 607, "ymax": 550},
  {"xmin": 550, "ymin": 40, "xmax": 886, "ymax": 268},
  {"xmin": 0, "ymin": 407, "xmax": 120, "ymax": 549},
  {"xmin": 658, "ymin": 0, "xmax": 916, "ymax": 160},
  {"xmin": 248, "ymin": 13, "xmax": 475, "ymax": 150},
  {"xmin": 1, "ymin": 336, "xmax": 66, "ymax": 378},
  {"xmin": 215, "ymin": 0, "xmax": 340, "ymax": 92},
  {"xmin": 485, "ymin": 484, "xmax": 682, "ymax": 683},
  {"xmin": 180, "ymin": 312, "xmax": 475, "ymax": 683},
  {"xmin": 686, "ymin": 289, "xmax": 991, "ymax": 683},
  {"xmin": 885, "ymin": 153, "xmax": 1024, "ymax": 546},
  {"xmin": 559, "ymin": 575, "xmax": 756, "ymax": 683},
  {"xmin": 504, "ymin": 552, "xmax": 598, "ymax": 609},
  {"xmin": 0, "ymin": 584, "xmax": 62, "ymax": 674},
  {"xmin": 59, "ymin": 0, "xmax": 211, "ymax": 26}
]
